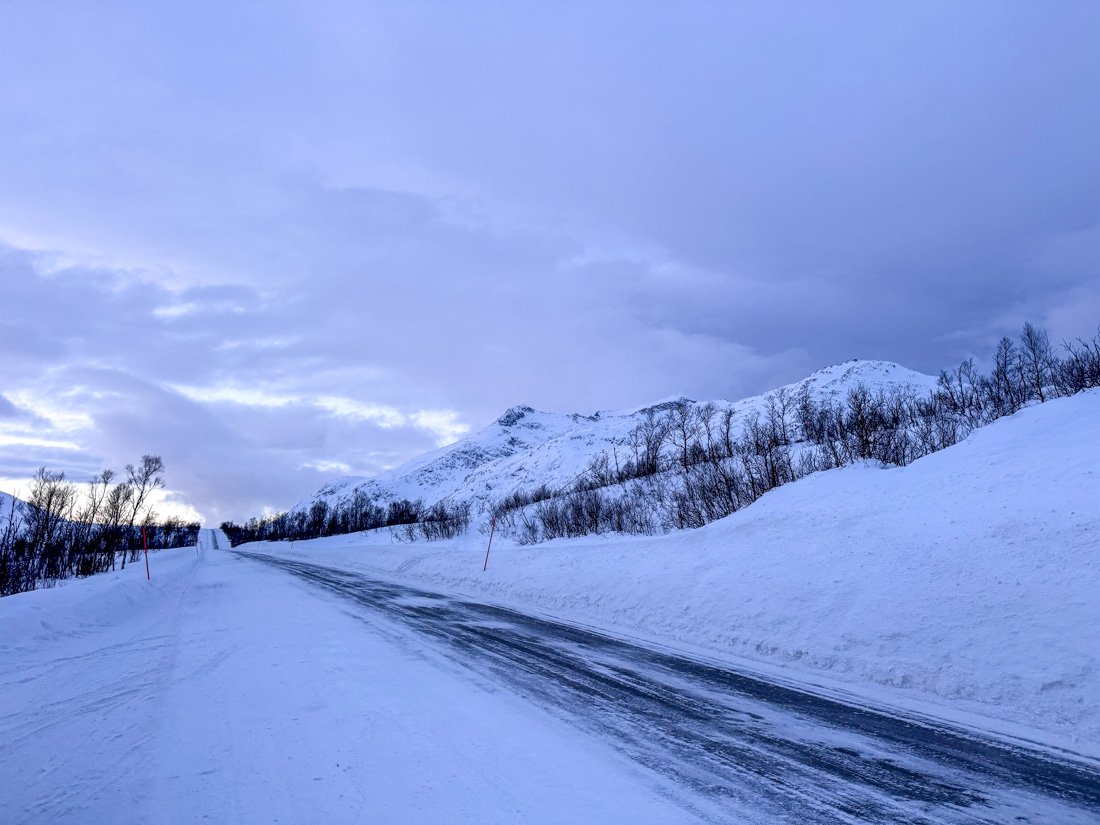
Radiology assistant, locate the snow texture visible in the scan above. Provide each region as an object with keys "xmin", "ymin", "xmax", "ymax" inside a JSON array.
[
  {"xmin": 0, "ymin": 533, "xmax": 698, "ymax": 824},
  {"xmin": 268, "ymin": 389, "xmax": 1100, "ymax": 756}
]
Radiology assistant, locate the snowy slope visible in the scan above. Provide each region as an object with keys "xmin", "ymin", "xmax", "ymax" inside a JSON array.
[
  {"xmin": 0, "ymin": 489, "xmax": 25, "ymax": 530},
  {"xmin": 265, "ymin": 390, "xmax": 1100, "ymax": 753},
  {"xmin": 298, "ymin": 359, "xmax": 938, "ymax": 516}
]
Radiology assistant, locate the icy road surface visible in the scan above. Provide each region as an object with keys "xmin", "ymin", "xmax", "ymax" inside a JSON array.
[
  {"xmin": 4, "ymin": 530, "xmax": 1098, "ymax": 824},
  {"xmin": 243, "ymin": 550, "xmax": 1100, "ymax": 825}
]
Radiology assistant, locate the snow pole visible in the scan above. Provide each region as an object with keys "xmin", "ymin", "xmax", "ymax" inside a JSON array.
[
  {"xmin": 483, "ymin": 516, "xmax": 496, "ymax": 572},
  {"xmin": 143, "ymin": 525, "xmax": 150, "ymax": 581}
]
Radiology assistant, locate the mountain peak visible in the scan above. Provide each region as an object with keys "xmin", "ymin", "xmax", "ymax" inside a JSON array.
[{"xmin": 496, "ymin": 405, "xmax": 536, "ymax": 427}]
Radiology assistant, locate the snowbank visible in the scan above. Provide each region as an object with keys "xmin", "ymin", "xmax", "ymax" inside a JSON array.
[
  {"xmin": 0, "ymin": 544, "xmax": 202, "ymax": 657},
  {"xmin": 259, "ymin": 390, "xmax": 1100, "ymax": 754}
]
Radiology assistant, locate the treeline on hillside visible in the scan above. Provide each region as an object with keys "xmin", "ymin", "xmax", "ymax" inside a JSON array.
[
  {"xmin": 222, "ymin": 321, "xmax": 1099, "ymax": 548},
  {"xmin": 0, "ymin": 456, "xmax": 200, "ymax": 597},
  {"xmin": 491, "ymin": 322, "xmax": 1100, "ymax": 543},
  {"xmin": 219, "ymin": 492, "xmax": 471, "ymax": 547}
]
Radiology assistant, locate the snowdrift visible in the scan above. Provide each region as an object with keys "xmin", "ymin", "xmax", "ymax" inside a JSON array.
[{"xmin": 0, "ymin": 544, "xmax": 202, "ymax": 656}]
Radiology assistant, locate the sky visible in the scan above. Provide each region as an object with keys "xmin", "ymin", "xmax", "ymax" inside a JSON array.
[{"xmin": 1, "ymin": 1, "xmax": 1099, "ymax": 523}]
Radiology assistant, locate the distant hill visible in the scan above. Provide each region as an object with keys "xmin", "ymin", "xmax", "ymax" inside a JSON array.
[{"xmin": 295, "ymin": 359, "xmax": 938, "ymax": 517}]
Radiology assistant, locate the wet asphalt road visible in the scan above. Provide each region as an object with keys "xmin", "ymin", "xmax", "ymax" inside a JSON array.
[{"xmin": 240, "ymin": 552, "xmax": 1100, "ymax": 825}]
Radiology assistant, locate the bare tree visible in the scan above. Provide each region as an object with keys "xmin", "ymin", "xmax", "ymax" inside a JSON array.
[
  {"xmin": 70, "ymin": 470, "xmax": 113, "ymax": 576},
  {"xmin": 120, "ymin": 456, "xmax": 165, "ymax": 563},
  {"xmin": 1020, "ymin": 321, "xmax": 1057, "ymax": 403},
  {"xmin": 765, "ymin": 388, "xmax": 795, "ymax": 446},
  {"xmin": 103, "ymin": 481, "xmax": 133, "ymax": 570},
  {"xmin": 628, "ymin": 410, "xmax": 670, "ymax": 477},
  {"xmin": 26, "ymin": 468, "xmax": 77, "ymax": 583},
  {"xmin": 126, "ymin": 455, "xmax": 165, "ymax": 529},
  {"xmin": 1058, "ymin": 327, "xmax": 1100, "ymax": 393},
  {"xmin": 983, "ymin": 336, "xmax": 1023, "ymax": 418},
  {"xmin": 667, "ymin": 400, "xmax": 701, "ymax": 472}
]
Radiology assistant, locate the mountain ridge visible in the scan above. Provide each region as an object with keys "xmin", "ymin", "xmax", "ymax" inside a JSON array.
[{"xmin": 296, "ymin": 359, "xmax": 938, "ymax": 518}]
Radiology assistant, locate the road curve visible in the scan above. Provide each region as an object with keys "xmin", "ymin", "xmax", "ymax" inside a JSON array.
[{"xmin": 241, "ymin": 551, "xmax": 1100, "ymax": 825}]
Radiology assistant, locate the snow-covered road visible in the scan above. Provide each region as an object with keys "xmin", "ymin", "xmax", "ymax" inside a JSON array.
[
  {"xmin": 241, "ymin": 550, "xmax": 1100, "ymax": 825},
  {"xmin": 4, "ymin": 530, "xmax": 1099, "ymax": 824},
  {"xmin": 0, "ymin": 531, "xmax": 694, "ymax": 824}
]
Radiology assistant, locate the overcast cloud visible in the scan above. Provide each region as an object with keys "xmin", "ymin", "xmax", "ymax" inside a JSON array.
[{"xmin": 1, "ymin": 1, "xmax": 1098, "ymax": 522}]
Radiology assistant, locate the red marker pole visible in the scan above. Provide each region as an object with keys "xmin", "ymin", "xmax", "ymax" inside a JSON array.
[
  {"xmin": 483, "ymin": 516, "xmax": 496, "ymax": 572},
  {"xmin": 143, "ymin": 526, "xmax": 150, "ymax": 581}
]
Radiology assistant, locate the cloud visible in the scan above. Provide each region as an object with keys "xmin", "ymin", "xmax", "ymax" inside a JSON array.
[
  {"xmin": 410, "ymin": 411, "xmax": 470, "ymax": 446},
  {"xmin": 0, "ymin": 2, "xmax": 1098, "ymax": 520}
]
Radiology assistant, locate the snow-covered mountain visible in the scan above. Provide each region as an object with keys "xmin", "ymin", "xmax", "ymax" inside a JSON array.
[
  {"xmin": 0, "ymin": 490, "xmax": 25, "ymax": 530},
  {"xmin": 296, "ymin": 359, "xmax": 939, "ymax": 517},
  {"xmin": 271, "ymin": 386, "xmax": 1100, "ymax": 754}
]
